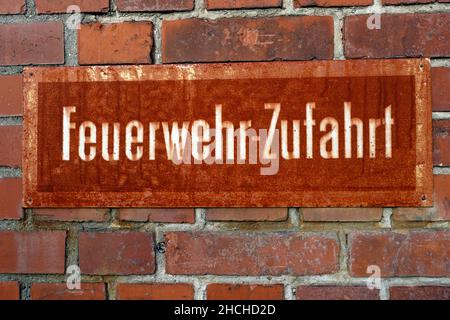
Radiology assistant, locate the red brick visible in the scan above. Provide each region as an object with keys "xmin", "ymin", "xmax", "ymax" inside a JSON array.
[
  {"xmin": 166, "ymin": 232, "xmax": 339, "ymax": 276},
  {"xmin": 0, "ymin": 178, "xmax": 22, "ymax": 220},
  {"xmin": 35, "ymin": 0, "xmax": 109, "ymax": 13},
  {"xmin": 393, "ymin": 175, "xmax": 449, "ymax": 221},
  {"xmin": 31, "ymin": 283, "xmax": 106, "ymax": 300},
  {"xmin": 349, "ymin": 230, "xmax": 449, "ymax": 277},
  {"xmin": 119, "ymin": 209, "xmax": 194, "ymax": 223},
  {"xmin": 207, "ymin": 284, "xmax": 284, "ymax": 300},
  {"xmin": 78, "ymin": 22, "xmax": 153, "ymax": 65},
  {"xmin": 0, "ymin": 126, "xmax": 22, "ymax": 167},
  {"xmin": 162, "ymin": 16, "xmax": 334, "ymax": 63},
  {"xmin": 0, "ymin": 231, "xmax": 66, "ymax": 274},
  {"xmin": 390, "ymin": 286, "xmax": 450, "ymax": 300},
  {"xmin": 433, "ymin": 120, "xmax": 450, "ymax": 167},
  {"xmin": 344, "ymin": 13, "xmax": 450, "ymax": 58},
  {"xmin": 0, "ymin": 282, "xmax": 20, "ymax": 300},
  {"xmin": 117, "ymin": 0, "xmax": 194, "ymax": 11},
  {"xmin": 0, "ymin": 22, "xmax": 64, "ymax": 65},
  {"xmin": 0, "ymin": 1, "xmax": 25, "ymax": 14},
  {"xmin": 207, "ymin": 208, "xmax": 288, "ymax": 222},
  {"xmin": 79, "ymin": 232, "xmax": 155, "ymax": 275},
  {"xmin": 432, "ymin": 67, "xmax": 450, "ymax": 111},
  {"xmin": 116, "ymin": 283, "xmax": 194, "ymax": 300},
  {"xmin": 302, "ymin": 208, "xmax": 382, "ymax": 222},
  {"xmin": 0, "ymin": 75, "xmax": 23, "ymax": 116},
  {"xmin": 383, "ymin": 0, "xmax": 450, "ymax": 4},
  {"xmin": 295, "ymin": 0, "xmax": 372, "ymax": 6},
  {"xmin": 296, "ymin": 286, "xmax": 379, "ymax": 300},
  {"xmin": 33, "ymin": 208, "xmax": 109, "ymax": 222},
  {"xmin": 207, "ymin": 0, "xmax": 281, "ymax": 9}
]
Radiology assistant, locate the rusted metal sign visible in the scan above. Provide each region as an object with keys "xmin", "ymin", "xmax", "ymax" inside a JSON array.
[{"xmin": 23, "ymin": 59, "xmax": 432, "ymax": 208}]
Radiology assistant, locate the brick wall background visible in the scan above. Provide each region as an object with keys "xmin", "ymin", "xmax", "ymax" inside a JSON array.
[{"xmin": 0, "ymin": 0, "xmax": 449, "ymax": 300}]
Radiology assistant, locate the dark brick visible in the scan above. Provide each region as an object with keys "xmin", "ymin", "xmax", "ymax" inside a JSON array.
[
  {"xmin": 162, "ymin": 16, "xmax": 334, "ymax": 63},
  {"xmin": 0, "ymin": 126, "xmax": 22, "ymax": 167},
  {"xmin": 0, "ymin": 231, "xmax": 66, "ymax": 274},
  {"xmin": 117, "ymin": 0, "xmax": 194, "ymax": 11},
  {"xmin": 0, "ymin": 22, "xmax": 64, "ymax": 65},
  {"xmin": 116, "ymin": 283, "xmax": 194, "ymax": 300},
  {"xmin": 31, "ymin": 283, "xmax": 106, "ymax": 300},
  {"xmin": 207, "ymin": 208, "xmax": 288, "ymax": 222},
  {"xmin": 78, "ymin": 22, "xmax": 153, "ymax": 65},
  {"xmin": 0, "ymin": 178, "xmax": 22, "ymax": 220},
  {"xmin": 79, "ymin": 232, "xmax": 155, "ymax": 275},
  {"xmin": 207, "ymin": 284, "xmax": 284, "ymax": 300},
  {"xmin": 349, "ymin": 230, "xmax": 450, "ymax": 277},
  {"xmin": 296, "ymin": 286, "xmax": 379, "ymax": 300},
  {"xmin": 119, "ymin": 209, "xmax": 194, "ymax": 223},
  {"xmin": 207, "ymin": 0, "xmax": 281, "ymax": 9},
  {"xmin": 432, "ymin": 67, "xmax": 450, "ymax": 111},
  {"xmin": 0, "ymin": 75, "xmax": 23, "ymax": 116},
  {"xmin": 390, "ymin": 286, "xmax": 450, "ymax": 300}
]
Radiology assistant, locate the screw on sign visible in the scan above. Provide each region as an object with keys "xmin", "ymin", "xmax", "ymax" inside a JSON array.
[{"xmin": 22, "ymin": 59, "xmax": 433, "ymax": 208}]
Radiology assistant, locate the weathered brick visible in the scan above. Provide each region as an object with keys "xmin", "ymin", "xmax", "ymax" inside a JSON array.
[
  {"xmin": 79, "ymin": 232, "xmax": 155, "ymax": 275},
  {"xmin": 0, "ymin": 75, "xmax": 22, "ymax": 116},
  {"xmin": 295, "ymin": 0, "xmax": 372, "ymax": 6},
  {"xmin": 296, "ymin": 286, "xmax": 379, "ymax": 300},
  {"xmin": 383, "ymin": 0, "xmax": 450, "ymax": 4},
  {"xmin": 344, "ymin": 13, "xmax": 450, "ymax": 58},
  {"xmin": 393, "ymin": 175, "xmax": 449, "ymax": 221},
  {"xmin": 302, "ymin": 208, "xmax": 382, "ymax": 222},
  {"xmin": 33, "ymin": 209, "xmax": 109, "ymax": 222},
  {"xmin": 119, "ymin": 209, "xmax": 194, "ymax": 223},
  {"xmin": 35, "ymin": 0, "xmax": 109, "ymax": 13},
  {"xmin": 0, "ymin": 22, "xmax": 64, "ymax": 65},
  {"xmin": 162, "ymin": 16, "xmax": 334, "ymax": 63},
  {"xmin": 349, "ymin": 230, "xmax": 449, "ymax": 277},
  {"xmin": 31, "ymin": 283, "xmax": 106, "ymax": 300},
  {"xmin": 0, "ymin": 282, "xmax": 20, "ymax": 300},
  {"xmin": 390, "ymin": 286, "xmax": 450, "ymax": 300},
  {"xmin": 0, "ymin": 178, "xmax": 22, "ymax": 220},
  {"xmin": 117, "ymin": 0, "xmax": 194, "ymax": 11},
  {"xmin": 0, "ymin": 1, "xmax": 25, "ymax": 14},
  {"xmin": 432, "ymin": 67, "xmax": 450, "ymax": 111},
  {"xmin": 433, "ymin": 120, "xmax": 450, "ymax": 167},
  {"xmin": 166, "ymin": 232, "xmax": 339, "ymax": 276},
  {"xmin": 0, "ymin": 125, "xmax": 22, "ymax": 167},
  {"xmin": 207, "ymin": 0, "xmax": 281, "ymax": 9},
  {"xmin": 207, "ymin": 284, "xmax": 284, "ymax": 300},
  {"xmin": 116, "ymin": 283, "xmax": 194, "ymax": 300},
  {"xmin": 0, "ymin": 231, "xmax": 66, "ymax": 274},
  {"xmin": 78, "ymin": 22, "xmax": 153, "ymax": 65},
  {"xmin": 206, "ymin": 208, "xmax": 288, "ymax": 222}
]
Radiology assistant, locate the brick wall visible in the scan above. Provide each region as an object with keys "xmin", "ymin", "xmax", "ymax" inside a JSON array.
[{"xmin": 0, "ymin": 0, "xmax": 449, "ymax": 300}]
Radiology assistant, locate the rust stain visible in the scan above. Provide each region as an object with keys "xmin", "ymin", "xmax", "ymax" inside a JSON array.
[{"xmin": 22, "ymin": 59, "xmax": 433, "ymax": 208}]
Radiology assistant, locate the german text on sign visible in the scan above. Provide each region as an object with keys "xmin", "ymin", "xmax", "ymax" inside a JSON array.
[{"xmin": 23, "ymin": 60, "xmax": 433, "ymax": 207}]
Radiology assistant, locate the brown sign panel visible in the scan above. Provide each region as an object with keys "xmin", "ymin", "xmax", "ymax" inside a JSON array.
[{"xmin": 23, "ymin": 59, "xmax": 432, "ymax": 208}]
